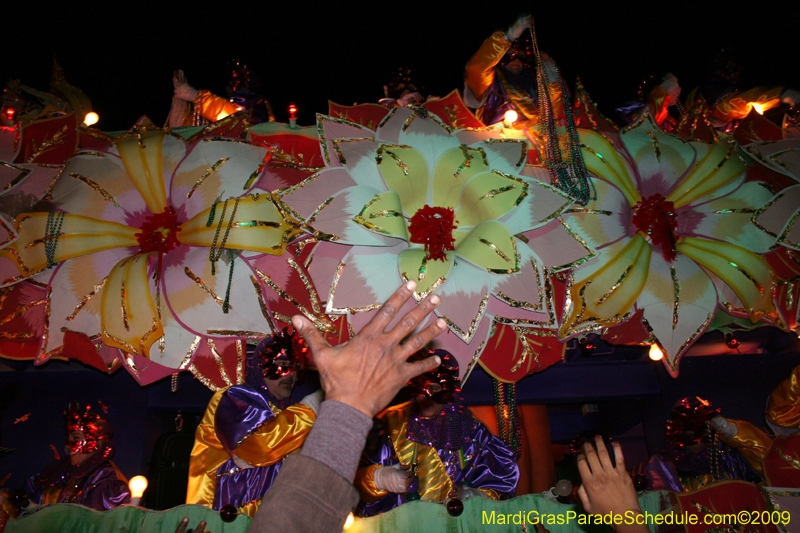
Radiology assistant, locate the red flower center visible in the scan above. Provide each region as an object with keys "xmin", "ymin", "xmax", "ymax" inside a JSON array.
[
  {"xmin": 632, "ymin": 193, "xmax": 677, "ymax": 262},
  {"xmin": 408, "ymin": 205, "xmax": 457, "ymax": 262},
  {"xmin": 136, "ymin": 207, "xmax": 182, "ymax": 254}
]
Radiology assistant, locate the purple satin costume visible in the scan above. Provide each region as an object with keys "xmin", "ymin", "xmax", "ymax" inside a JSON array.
[
  {"xmin": 212, "ymin": 384, "xmax": 288, "ymax": 510},
  {"xmin": 477, "ymin": 68, "xmax": 539, "ymax": 126},
  {"xmin": 357, "ymin": 403, "xmax": 518, "ymax": 517},
  {"xmin": 25, "ymin": 456, "xmax": 130, "ymax": 510}
]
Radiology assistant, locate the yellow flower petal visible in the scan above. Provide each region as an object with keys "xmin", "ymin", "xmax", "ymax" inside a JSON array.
[
  {"xmin": 579, "ymin": 129, "xmax": 640, "ymax": 206},
  {"xmin": 456, "ymin": 221, "xmax": 520, "ymax": 274},
  {"xmin": 561, "ymin": 233, "xmax": 651, "ymax": 336},
  {"xmin": 101, "ymin": 253, "xmax": 163, "ymax": 357},
  {"xmin": 115, "ymin": 130, "xmax": 169, "ymax": 214},
  {"xmin": 180, "ymin": 193, "xmax": 301, "ymax": 255},
  {"xmin": 0, "ymin": 213, "xmax": 138, "ymax": 282},
  {"xmin": 398, "ymin": 248, "xmax": 454, "ymax": 298},
  {"xmin": 352, "ymin": 191, "xmax": 409, "ymax": 240},
  {"xmin": 678, "ymin": 236, "xmax": 776, "ymax": 323},
  {"xmin": 667, "ymin": 141, "xmax": 746, "ymax": 208}
]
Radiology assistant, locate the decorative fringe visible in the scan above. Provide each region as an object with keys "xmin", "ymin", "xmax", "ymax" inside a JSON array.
[{"xmin": 493, "ymin": 378, "xmax": 522, "ymax": 459}]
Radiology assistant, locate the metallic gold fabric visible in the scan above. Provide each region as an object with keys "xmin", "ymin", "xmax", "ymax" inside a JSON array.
[
  {"xmin": 721, "ymin": 418, "xmax": 773, "ymax": 476},
  {"xmin": 354, "ymin": 464, "xmax": 385, "ymax": 503},
  {"xmin": 711, "ymin": 86, "xmax": 784, "ymax": 122},
  {"xmin": 767, "ymin": 364, "xmax": 800, "ymax": 429},
  {"xmin": 196, "ymin": 90, "xmax": 241, "ymax": 122},
  {"xmin": 186, "ymin": 387, "xmax": 316, "ymax": 516},
  {"xmin": 384, "ymin": 404, "xmax": 454, "ymax": 503},
  {"xmin": 465, "ymin": 31, "xmax": 511, "ymax": 104}
]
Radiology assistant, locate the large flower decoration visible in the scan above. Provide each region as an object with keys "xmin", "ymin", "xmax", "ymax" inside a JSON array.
[
  {"xmin": 0, "ymin": 120, "xmax": 302, "ymax": 384},
  {"xmin": 561, "ymin": 115, "xmax": 778, "ymax": 374},
  {"xmin": 280, "ymin": 108, "xmax": 584, "ymax": 376}
]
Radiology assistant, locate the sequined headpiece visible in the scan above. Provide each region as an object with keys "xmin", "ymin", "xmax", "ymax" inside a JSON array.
[
  {"xmin": 665, "ymin": 397, "xmax": 721, "ymax": 448},
  {"xmin": 407, "ymin": 349, "xmax": 460, "ymax": 404},
  {"xmin": 253, "ymin": 328, "xmax": 308, "ymax": 382},
  {"xmin": 63, "ymin": 403, "xmax": 112, "ymax": 454},
  {"xmin": 500, "ymin": 32, "xmax": 534, "ymax": 70}
]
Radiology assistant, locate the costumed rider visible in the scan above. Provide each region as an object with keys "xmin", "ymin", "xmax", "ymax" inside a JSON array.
[
  {"xmin": 645, "ymin": 397, "xmax": 759, "ymax": 492},
  {"xmin": 354, "ymin": 349, "xmax": 518, "ymax": 517},
  {"xmin": 464, "ymin": 14, "xmax": 563, "ymax": 127},
  {"xmin": 710, "ymin": 364, "xmax": 800, "ymax": 487},
  {"xmin": 685, "ymin": 47, "xmax": 800, "ymax": 134},
  {"xmin": 164, "ymin": 62, "xmax": 276, "ymax": 128},
  {"xmin": 23, "ymin": 403, "xmax": 131, "ymax": 511},
  {"xmin": 187, "ymin": 328, "xmax": 324, "ymax": 517}
]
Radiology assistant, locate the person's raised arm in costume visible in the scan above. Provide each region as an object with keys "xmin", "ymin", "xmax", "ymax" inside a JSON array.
[{"xmin": 248, "ymin": 282, "xmax": 447, "ymax": 533}]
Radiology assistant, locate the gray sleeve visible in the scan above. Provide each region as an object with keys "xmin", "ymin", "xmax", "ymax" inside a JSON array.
[{"xmin": 300, "ymin": 400, "xmax": 373, "ymax": 482}]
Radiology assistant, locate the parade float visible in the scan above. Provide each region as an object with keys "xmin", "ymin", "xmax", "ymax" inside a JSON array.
[{"xmin": 1, "ymin": 24, "xmax": 799, "ymax": 531}]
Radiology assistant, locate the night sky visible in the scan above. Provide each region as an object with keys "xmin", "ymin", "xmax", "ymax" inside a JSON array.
[{"xmin": 5, "ymin": 1, "xmax": 800, "ymax": 131}]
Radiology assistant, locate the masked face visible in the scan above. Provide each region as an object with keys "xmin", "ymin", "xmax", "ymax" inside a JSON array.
[
  {"xmin": 264, "ymin": 369, "xmax": 298, "ymax": 400},
  {"xmin": 66, "ymin": 430, "xmax": 98, "ymax": 455}
]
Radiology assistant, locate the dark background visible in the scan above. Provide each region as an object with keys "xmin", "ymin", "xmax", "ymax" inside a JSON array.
[{"xmin": 5, "ymin": 2, "xmax": 800, "ymax": 130}]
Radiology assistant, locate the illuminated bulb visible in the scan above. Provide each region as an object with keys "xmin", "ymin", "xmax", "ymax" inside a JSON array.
[
  {"xmin": 648, "ymin": 344, "xmax": 663, "ymax": 361},
  {"xmin": 504, "ymin": 109, "xmax": 518, "ymax": 125},
  {"xmin": 751, "ymin": 103, "xmax": 765, "ymax": 115},
  {"xmin": 83, "ymin": 112, "xmax": 99, "ymax": 126},
  {"xmin": 343, "ymin": 512, "xmax": 355, "ymax": 530},
  {"xmin": 129, "ymin": 475, "xmax": 148, "ymax": 505}
]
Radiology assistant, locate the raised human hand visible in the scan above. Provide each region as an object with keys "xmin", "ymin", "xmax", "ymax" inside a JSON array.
[
  {"xmin": 292, "ymin": 281, "xmax": 447, "ymax": 418},
  {"xmin": 577, "ymin": 437, "xmax": 641, "ymax": 517}
]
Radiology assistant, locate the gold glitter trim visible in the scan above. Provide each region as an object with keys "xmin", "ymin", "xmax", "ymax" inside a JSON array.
[
  {"xmin": 353, "ymin": 193, "xmax": 404, "ymax": 235},
  {"xmin": 66, "ymin": 277, "xmax": 107, "ymax": 321},
  {"xmin": 0, "ymin": 298, "xmax": 45, "ymax": 327},
  {"xmin": 376, "ymin": 145, "xmax": 411, "ymax": 175},
  {"xmin": 177, "ymin": 336, "xmax": 201, "ymax": 371},
  {"xmin": 483, "ymin": 138, "xmax": 528, "ymax": 168},
  {"xmin": 330, "ymin": 137, "xmax": 374, "ymax": 165},
  {"xmin": 596, "ymin": 264, "xmax": 634, "ymax": 305},
  {"xmin": 400, "ymin": 107, "xmax": 452, "ymax": 133},
  {"xmin": 460, "ymin": 340, "xmax": 486, "ymax": 388},
  {"xmin": 189, "ymin": 363, "xmax": 222, "ymax": 392},
  {"xmin": 440, "ymin": 293, "xmax": 489, "ymax": 343},
  {"xmin": 646, "ymin": 130, "xmax": 661, "ymax": 163},
  {"xmin": 327, "ymin": 261, "xmax": 382, "ymax": 314},
  {"xmin": 70, "ymin": 172, "xmax": 121, "ymax": 207},
  {"xmin": 187, "ymin": 158, "xmax": 229, "ymax": 199},
  {"xmin": 249, "ymin": 274, "xmax": 277, "ymax": 334},
  {"xmin": 671, "ymin": 265, "xmax": 680, "ymax": 330},
  {"xmin": 727, "ymin": 260, "xmax": 764, "ymax": 295},
  {"xmin": 454, "ymin": 146, "xmax": 488, "ymax": 180},
  {"xmin": 121, "ymin": 281, "xmax": 130, "ymax": 331},
  {"xmin": 236, "ymin": 339, "xmax": 245, "ymax": 384},
  {"xmin": 207, "ymin": 329, "xmax": 266, "ymax": 337},
  {"xmin": 39, "ymin": 287, "xmax": 53, "ymax": 360},
  {"xmin": 254, "ymin": 265, "xmax": 333, "ymax": 332},
  {"xmin": 184, "ymin": 267, "xmax": 227, "ymax": 308},
  {"xmin": 510, "ymin": 326, "xmax": 544, "ymax": 373},
  {"xmin": 207, "ymin": 338, "xmax": 232, "ymax": 387},
  {"xmin": 0, "ymin": 162, "xmax": 30, "ymax": 190},
  {"xmin": 26, "ymin": 125, "xmax": 69, "ymax": 163}
]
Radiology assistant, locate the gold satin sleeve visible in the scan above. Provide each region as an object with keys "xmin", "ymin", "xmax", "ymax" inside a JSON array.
[
  {"xmin": 721, "ymin": 418, "xmax": 773, "ymax": 476},
  {"xmin": 354, "ymin": 464, "xmax": 388, "ymax": 503},
  {"xmin": 767, "ymin": 365, "xmax": 800, "ymax": 429},
  {"xmin": 234, "ymin": 403, "xmax": 316, "ymax": 466},
  {"xmin": 187, "ymin": 389, "xmax": 228, "ymax": 506},
  {"xmin": 196, "ymin": 90, "xmax": 242, "ymax": 122},
  {"xmin": 647, "ymin": 86, "xmax": 672, "ymax": 125},
  {"xmin": 478, "ymin": 488, "xmax": 501, "ymax": 500},
  {"xmin": 385, "ymin": 403, "xmax": 454, "ymax": 503},
  {"xmin": 465, "ymin": 31, "xmax": 511, "ymax": 103},
  {"xmin": 711, "ymin": 86, "xmax": 785, "ymax": 122}
]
